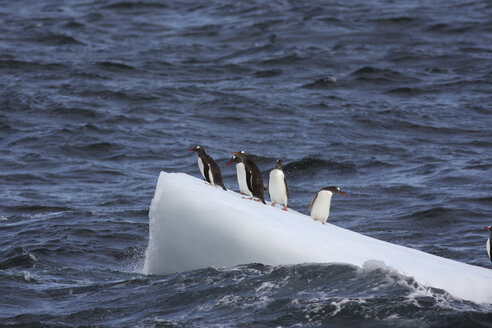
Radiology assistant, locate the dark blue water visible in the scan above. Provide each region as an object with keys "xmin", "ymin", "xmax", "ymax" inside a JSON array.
[{"xmin": 1, "ymin": 0, "xmax": 492, "ymax": 326}]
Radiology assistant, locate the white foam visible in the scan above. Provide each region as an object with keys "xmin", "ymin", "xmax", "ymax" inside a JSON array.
[{"xmin": 143, "ymin": 172, "xmax": 492, "ymax": 304}]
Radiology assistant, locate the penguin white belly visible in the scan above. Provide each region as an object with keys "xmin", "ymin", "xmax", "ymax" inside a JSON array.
[
  {"xmin": 207, "ymin": 164, "xmax": 215, "ymax": 185},
  {"xmin": 236, "ymin": 163, "xmax": 250, "ymax": 195},
  {"xmin": 197, "ymin": 157, "xmax": 205, "ymax": 180},
  {"xmin": 311, "ymin": 191, "xmax": 333, "ymax": 223},
  {"xmin": 487, "ymin": 237, "xmax": 490, "ymax": 260},
  {"xmin": 269, "ymin": 169, "xmax": 287, "ymax": 205}
]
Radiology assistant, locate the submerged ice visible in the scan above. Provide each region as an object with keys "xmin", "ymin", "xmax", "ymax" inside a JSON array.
[{"xmin": 143, "ymin": 172, "xmax": 492, "ymax": 304}]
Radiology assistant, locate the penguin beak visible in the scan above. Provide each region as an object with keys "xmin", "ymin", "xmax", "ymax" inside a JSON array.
[
  {"xmin": 485, "ymin": 227, "xmax": 489, "ymax": 230},
  {"xmin": 340, "ymin": 191, "xmax": 345, "ymax": 196},
  {"xmin": 188, "ymin": 149, "xmax": 195, "ymax": 152},
  {"xmin": 232, "ymin": 152, "xmax": 239, "ymax": 156},
  {"xmin": 227, "ymin": 159, "xmax": 234, "ymax": 166}
]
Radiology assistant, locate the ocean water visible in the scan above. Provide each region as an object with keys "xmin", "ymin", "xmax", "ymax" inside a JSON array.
[{"xmin": 1, "ymin": 0, "xmax": 492, "ymax": 327}]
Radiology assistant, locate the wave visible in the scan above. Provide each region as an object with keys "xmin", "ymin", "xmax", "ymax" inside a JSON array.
[
  {"xmin": 62, "ymin": 20, "xmax": 85, "ymax": 29},
  {"xmin": 424, "ymin": 22, "xmax": 479, "ymax": 34},
  {"xmin": 95, "ymin": 61, "xmax": 136, "ymax": 71},
  {"xmin": 0, "ymin": 59, "xmax": 66, "ymax": 71},
  {"xmin": 51, "ymin": 106, "xmax": 102, "ymax": 119},
  {"xmin": 369, "ymin": 16, "xmax": 416, "ymax": 25},
  {"xmin": 283, "ymin": 157, "xmax": 356, "ymax": 174},
  {"xmin": 30, "ymin": 32, "xmax": 85, "ymax": 46},
  {"xmin": 101, "ymin": 1, "xmax": 169, "ymax": 10},
  {"xmin": 351, "ymin": 66, "xmax": 420, "ymax": 84},
  {"xmin": 253, "ymin": 68, "xmax": 283, "ymax": 78},
  {"xmin": 4, "ymin": 205, "xmax": 72, "ymax": 214},
  {"xmin": 385, "ymin": 86, "xmax": 423, "ymax": 95},
  {"xmin": 58, "ymin": 141, "xmax": 125, "ymax": 160},
  {"xmin": 142, "ymin": 263, "xmax": 491, "ymax": 326},
  {"xmin": 2, "ymin": 261, "xmax": 490, "ymax": 327},
  {"xmin": 302, "ymin": 77, "xmax": 337, "ymax": 88},
  {"xmin": 0, "ymin": 249, "xmax": 37, "ymax": 269}
]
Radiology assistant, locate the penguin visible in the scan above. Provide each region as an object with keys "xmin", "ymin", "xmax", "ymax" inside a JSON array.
[
  {"xmin": 484, "ymin": 225, "xmax": 492, "ymax": 266},
  {"xmin": 309, "ymin": 186, "xmax": 345, "ymax": 224},
  {"xmin": 188, "ymin": 145, "xmax": 226, "ymax": 190},
  {"xmin": 268, "ymin": 159, "xmax": 288, "ymax": 211},
  {"xmin": 227, "ymin": 154, "xmax": 249, "ymax": 195},
  {"xmin": 232, "ymin": 151, "xmax": 265, "ymax": 204}
]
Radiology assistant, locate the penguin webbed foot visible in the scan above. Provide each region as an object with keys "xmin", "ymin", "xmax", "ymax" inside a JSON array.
[
  {"xmin": 253, "ymin": 198, "xmax": 266, "ymax": 204},
  {"xmin": 271, "ymin": 203, "xmax": 276, "ymax": 207},
  {"xmin": 282, "ymin": 206, "xmax": 287, "ymax": 211}
]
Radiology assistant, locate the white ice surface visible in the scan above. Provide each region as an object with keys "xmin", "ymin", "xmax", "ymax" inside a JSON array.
[{"xmin": 143, "ymin": 172, "xmax": 492, "ymax": 304}]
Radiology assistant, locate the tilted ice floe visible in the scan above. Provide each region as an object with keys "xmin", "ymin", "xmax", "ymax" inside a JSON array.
[{"xmin": 144, "ymin": 171, "xmax": 492, "ymax": 304}]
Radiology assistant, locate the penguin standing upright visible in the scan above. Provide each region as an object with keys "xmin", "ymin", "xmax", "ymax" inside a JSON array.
[
  {"xmin": 233, "ymin": 151, "xmax": 265, "ymax": 204},
  {"xmin": 309, "ymin": 186, "xmax": 345, "ymax": 224},
  {"xmin": 227, "ymin": 154, "xmax": 249, "ymax": 195},
  {"xmin": 188, "ymin": 145, "xmax": 226, "ymax": 190},
  {"xmin": 484, "ymin": 225, "xmax": 492, "ymax": 266},
  {"xmin": 268, "ymin": 160, "xmax": 288, "ymax": 211}
]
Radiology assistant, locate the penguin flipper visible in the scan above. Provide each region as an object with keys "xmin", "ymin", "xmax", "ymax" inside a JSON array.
[
  {"xmin": 309, "ymin": 194, "xmax": 318, "ymax": 213},
  {"xmin": 245, "ymin": 168, "xmax": 254, "ymax": 194},
  {"xmin": 204, "ymin": 164, "xmax": 212, "ymax": 184},
  {"xmin": 211, "ymin": 164, "xmax": 226, "ymax": 191}
]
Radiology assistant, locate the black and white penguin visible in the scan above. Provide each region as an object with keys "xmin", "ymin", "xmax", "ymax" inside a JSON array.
[
  {"xmin": 232, "ymin": 151, "xmax": 265, "ymax": 204},
  {"xmin": 309, "ymin": 186, "xmax": 345, "ymax": 224},
  {"xmin": 484, "ymin": 225, "xmax": 492, "ymax": 266},
  {"xmin": 268, "ymin": 160, "xmax": 288, "ymax": 211},
  {"xmin": 188, "ymin": 145, "xmax": 226, "ymax": 190},
  {"xmin": 227, "ymin": 154, "xmax": 249, "ymax": 195}
]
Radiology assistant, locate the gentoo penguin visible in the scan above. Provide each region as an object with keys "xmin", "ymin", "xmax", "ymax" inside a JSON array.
[
  {"xmin": 188, "ymin": 145, "xmax": 226, "ymax": 190},
  {"xmin": 227, "ymin": 154, "xmax": 249, "ymax": 195},
  {"xmin": 232, "ymin": 151, "xmax": 265, "ymax": 204},
  {"xmin": 268, "ymin": 160, "xmax": 288, "ymax": 211},
  {"xmin": 309, "ymin": 186, "xmax": 345, "ymax": 224},
  {"xmin": 484, "ymin": 225, "xmax": 492, "ymax": 266}
]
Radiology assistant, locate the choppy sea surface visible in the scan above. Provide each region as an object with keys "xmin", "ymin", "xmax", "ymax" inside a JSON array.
[{"xmin": 1, "ymin": 0, "xmax": 492, "ymax": 326}]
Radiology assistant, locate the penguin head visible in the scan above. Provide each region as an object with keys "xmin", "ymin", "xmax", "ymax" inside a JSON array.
[
  {"xmin": 227, "ymin": 155, "xmax": 241, "ymax": 166},
  {"xmin": 274, "ymin": 159, "xmax": 283, "ymax": 169},
  {"xmin": 232, "ymin": 150, "xmax": 248, "ymax": 159},
  {"xmin": 188, "ymin": 145, "xmax": 205, "ymax": 154},
  {"xmin": 322, "ymin": 186, "xmax": 345, "ymax": 196}
]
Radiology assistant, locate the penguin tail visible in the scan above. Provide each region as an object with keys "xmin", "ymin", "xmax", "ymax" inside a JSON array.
[
  {"xmin": 261, "ymin": 198, "xmax": 266, "ymax": 205},
  {"xmin": 221, "ymin": 185, "xmax": 227, "ymax": 191}
]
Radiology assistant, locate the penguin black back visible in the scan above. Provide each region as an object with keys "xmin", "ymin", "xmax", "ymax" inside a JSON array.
[
  {"xmin": 188, "ymin": 145, "xmax": 226, "ymax": 190},
  {"xmin": 233, "ymin": 151, "xmax": 265, "ymax": 204}
]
